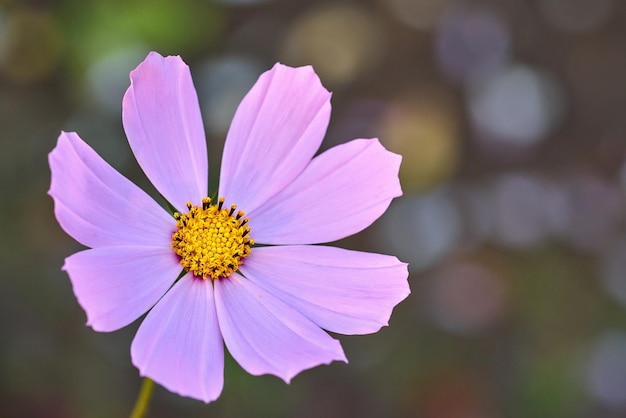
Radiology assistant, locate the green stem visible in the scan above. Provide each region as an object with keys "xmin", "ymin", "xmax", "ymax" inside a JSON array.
[{"xmin": 129, "ymin": 377, "xmax": 155, "ymax": 418}]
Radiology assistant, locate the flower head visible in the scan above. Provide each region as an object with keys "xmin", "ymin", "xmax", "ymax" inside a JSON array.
[{"xmin": 49, "ymin": 52, "xmax": 409, "ymax": 402}]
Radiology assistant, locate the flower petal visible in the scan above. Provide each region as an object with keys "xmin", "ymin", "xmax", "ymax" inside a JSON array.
[
  {"xmin": 49, "ymin": 131, "xmax": 175, "ymax": 248},
  {"xmin": 63, "ymin": 246, "xmax": 181, "ymax": 332},
  {"xmin": 122, "ymin": 52, "xmax": 208, "ymax": 211},
  {"xmin": 214, "ymin": 273, "xmax": 346, "ymax": 383},
  {"xmin": 131, "ymin": 274, "xmax": 224, "ymax": 403},
  {"xmin": 240, "ymin": 246, "xmax": 410, "ymax": 335},
  {"xmin": 218, "ymin": 63, "xmax": 331, "ymax": 214},
  {"xmin": 249, "ymin": 138, "xmax": 402, "ymax": 244}
]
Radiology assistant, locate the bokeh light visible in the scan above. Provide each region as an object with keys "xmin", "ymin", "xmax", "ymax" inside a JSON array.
[
  {"xmin": 426, "ymin": 261, "xmax": 508, "ymax": 335},
  {"xmin": 379, "ymin": 89, "xmax": 460, "ymax": 191},
  {"xmin": 561, "ymin": 175, "xmax": 622, "ymax": 254},
  {"xmin": 586, "ymin": 332, "xmax": 626, "ymax": 407},
  {"xmin": 490, "ymin": 173, "xmax": 563, "ymax": 248},
  {"xmin": 435, "ymin": 6, "xmax": 510, "ymax": 84},
  {"xmin": 379, "ymin": 189, "xmax": 462, "ymax": 272},
  {"xmin": 195, "ymin": 56, "xmax": 264, "ymax": 136},
  {"xmin": 85, "ymin": 46, "xmax": 148, "ymax": 113},
  {"xmin": 382, "ymin": 0, "xmax": 449, "ymax": 31},
  {"xmin": 0, "ymin": 8, "xmax": 62, "ymax": 83},
  {"xmin": 280, "ymin": 4, "xmax": 385, "ymax": 86},
  {"xmin": 467, "ymin": 64, "xmax": 564, "ymax": 155}
]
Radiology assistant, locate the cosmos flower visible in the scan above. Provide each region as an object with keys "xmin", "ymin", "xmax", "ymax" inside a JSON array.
[{"xmin": 49, "ymin": 52, "xmax": 409, "ymax": 402}]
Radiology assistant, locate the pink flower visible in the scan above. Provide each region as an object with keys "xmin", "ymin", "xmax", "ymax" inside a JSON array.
[{"xmin": 49, "ymin": 52, "xmax": 409, "ymax": 402}]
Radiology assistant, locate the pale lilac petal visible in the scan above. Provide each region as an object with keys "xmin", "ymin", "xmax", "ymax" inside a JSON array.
[
  {"xmin": 240, "ymin": 246, "xmax": 410, "ymax": 335},
  {"xmin": 131, "ymin": 275, "xmax": 224, "ymax": 403},
  {"xmin": 49, "ymin": 132, "xmax": 175, "ymax": 248},
  {"xmin": 214, "ymin": 273, "xmax": 346, "ymax": 382},
  {"xmin": 122, "ymin": 52, "xmax": 208, "ymax": 211},
  {"xmin": 218, "ymin": 63, "xmax": 331, "ymax": 215},
  {"xmin": 63, "ymin": 246, "xmax": 181, "ymax": 332},
  {"xmin": 249, "ymin": 138, "xmax": 402, "ymax": 244}
]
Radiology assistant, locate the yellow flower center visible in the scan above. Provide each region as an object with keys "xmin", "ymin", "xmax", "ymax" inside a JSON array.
[{"xmin": 171, "ymin": 197, "xmax": 254, "ymax": 280}]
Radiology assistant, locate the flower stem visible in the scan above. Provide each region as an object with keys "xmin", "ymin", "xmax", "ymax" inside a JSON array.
[{"xmin": 129, "ymin": 377, "xmax": 155, "ymax": 418}]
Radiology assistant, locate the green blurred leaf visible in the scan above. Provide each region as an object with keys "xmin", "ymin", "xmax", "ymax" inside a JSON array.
[{"xmin": 60, "ymin": 0, "xmax": 225, "ymax": 72}]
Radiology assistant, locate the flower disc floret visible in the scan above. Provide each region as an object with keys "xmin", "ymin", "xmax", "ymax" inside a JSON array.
[
  {"xmin": 50, "ymin": 53, "xmax": 409, "ymax": 404},
  {"xmin": 171, "ymin": 197, "xmax": 254, "ymax": 280}
]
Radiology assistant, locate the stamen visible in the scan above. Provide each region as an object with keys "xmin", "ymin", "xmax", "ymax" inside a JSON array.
[{"xmin": 171, "ymin": 197, "xmax": 253, "ymax": 280}]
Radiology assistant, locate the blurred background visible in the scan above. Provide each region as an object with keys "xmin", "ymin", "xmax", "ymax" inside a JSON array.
[{"xmin": 2, "ymin": 0, "xmax": 626, "ymax": 416}]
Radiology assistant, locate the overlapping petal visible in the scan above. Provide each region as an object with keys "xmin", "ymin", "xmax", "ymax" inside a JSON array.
[
  {"xmin": 63, "ymin": 246, "xmax": 181, "ymax": 332},
  {"xmin": 49, "ymin": 131, "xmax": 175, "ymax": 248},
  {"xmin": 131, "ymin": 275, "xmax": 224, "ymax": 403},
  {"xmin": 249, "ymin": 138, "xmax": 402, "ymax": 244},
  {"xmin": 122, "ymin": 52, "xmax": 208, "ymax": 211},
  {"xmin": 240, "ymin": 246, "xmax": 410, "ymax": 335},
  {"xmin": 218, "ymin": 63, "xmax": 331, "ymax": 215},
  {"xmin": 52, "ymin": 53, "xmax": 409, "ymax": 405},
  {"xmin": 214, "ymin": 273, "xmax": 346, "ymax": 383}
]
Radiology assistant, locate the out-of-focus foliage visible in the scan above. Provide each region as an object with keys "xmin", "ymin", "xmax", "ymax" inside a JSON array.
[
  {"xmin": 60, "ymin": 0, "xmax": 224, "ymax": 73},
  {"xmin": 2, "ymin": 0, "xmax": 626, "ymax": 417}
]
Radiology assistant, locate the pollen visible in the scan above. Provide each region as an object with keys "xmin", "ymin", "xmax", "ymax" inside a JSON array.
[{"xmin": 171, "ymin": 197, "xmax": 254, "ymax": 280}]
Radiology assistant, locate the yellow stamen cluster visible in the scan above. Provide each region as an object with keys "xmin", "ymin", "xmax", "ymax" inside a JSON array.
[{"xmin": 171, "ymin": 197, "xmax": 254, "ymax": 280}]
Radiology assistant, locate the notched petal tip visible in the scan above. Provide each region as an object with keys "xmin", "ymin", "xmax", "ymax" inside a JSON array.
[
  {"xmin": 64, "ymin": 247, "xmax": 180, "ymax": 333},
  {"xmin": 215, "ymin": 274, "xmax": 346, "ymax": 384},
  {"xmin": 129, "ymin": 52, "xmax": 185, "ymax": 81},
  {"xmin": 122, "ymin": 51, "xmax": 208, "ymax": 211},
  {"xmin": 281, "ymin": 350, "xmax": 348, "ymax": 384},
  {"xmin": 48, "ymin": 130, "xmax": 174, "ymax": 248},
  {"xmin": 218, "ymin": 61, "xmax": 333, "ymax": 213},
  {"xmin": 240, "ymin": 246, "xmax": 410, "ymax": 336},
  {"xmin": 249, "ymin": 137, "xmax": 404, "ymax": 244}
]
